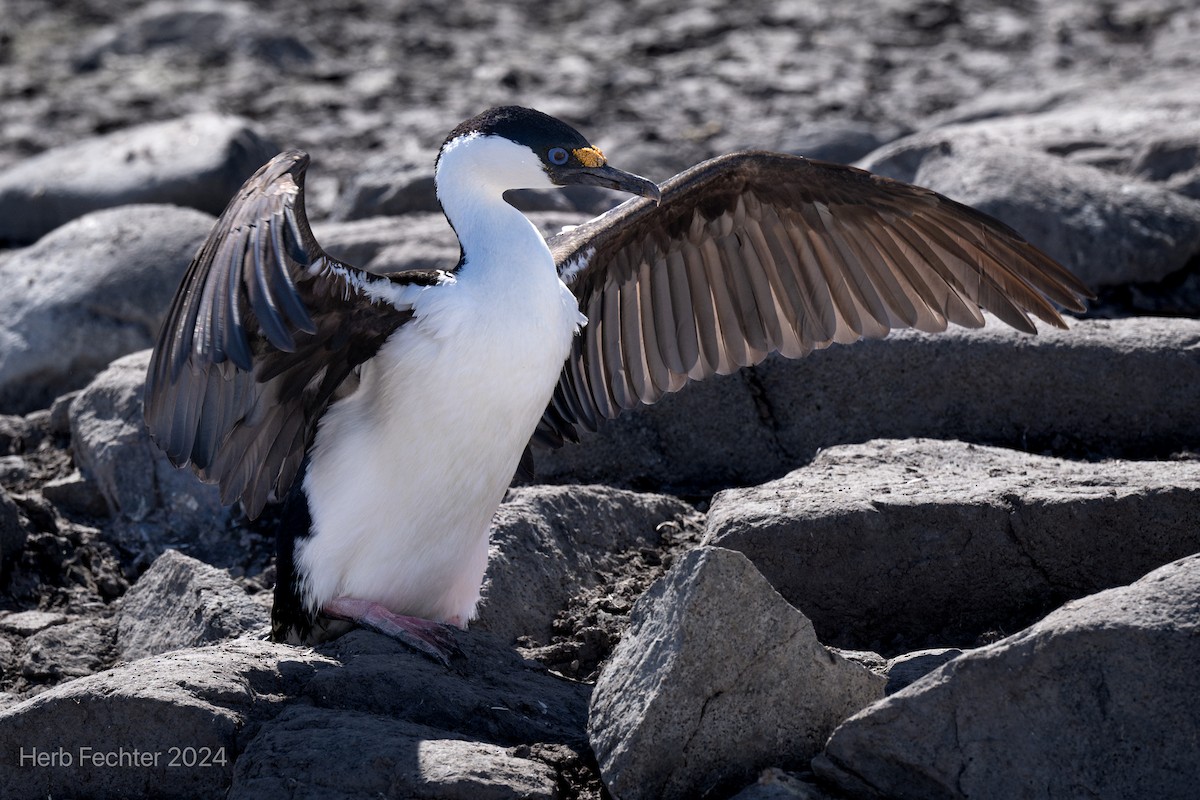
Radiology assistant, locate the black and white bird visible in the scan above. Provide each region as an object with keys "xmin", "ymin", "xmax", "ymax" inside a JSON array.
[{"xmin": 144, "ymin": 106, "xmax": 1090, "ymax": 661}]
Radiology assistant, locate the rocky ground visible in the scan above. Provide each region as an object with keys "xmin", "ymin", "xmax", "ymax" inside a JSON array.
[{"xmin": 1, "ymin": 0, "xmax": 1199, "ymax": 798}]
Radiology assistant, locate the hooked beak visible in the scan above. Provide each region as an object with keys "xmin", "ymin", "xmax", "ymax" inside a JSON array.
[{"xmin": 559, "ymin": 163, "xmax": 661, "ymax": 204}]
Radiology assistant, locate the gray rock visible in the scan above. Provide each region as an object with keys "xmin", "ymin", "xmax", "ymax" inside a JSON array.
[
  {"xmin": 0, "ymin": 455, "xmax": 30, "ymax": 485},
  {"xmin": 730, "ymin": 768, "xmax": 839, "ymax": 800},
  {"xmin": 883, "ymin": 648, "xmax": 963, "ymax": 695},
  {"xmin": 815, "ymin": 554, "xmax": 1200, "ymax": 800},
  {"xmin": 0, "ymin": 487, "xmax": 26, "ymax": 565},
  {"xmin": 19, "ymin": 617, "xmax": 115, "ymax": 682},
  {"xmin": 116, "ymin": 550, "xmax": 268, "ymax": 661},
  {"xmin": 229, "ymin": 706, "xmax": 558, "ymax": 800},
  {"xmin": 40, "ymin": 471, "xmax": 108, "ymax": 517},
  {"xmin": 864, "ymin": 140, "xmax": 1200, "ymax": 289},
  {"xmin": 74, "ymin": 0, "xmax": 314, "ymax": 73},
  {"xmin": 328, "ymin": 150, "xmax": 441, "ymax": 220},
  {"xmin": 704, "ymin": 438, "xmax": 1200, "ymax": 652},
  {"xmin": 588, "ymin": 547, "xmax": 884, "ymax": 800},
  {"xmin": 0, "ymin": 205, "xmax": 213, "ymax": 413},
  {"xmin": 475, "ymin": 484, "xmax": 694, "ymax": 644},
  {"xmin": 534, "ymin": 316, "xmax": 1200, "ymax": 491},
  {"xmin": 70, "ymin": 351, "xmax": 227, "ymax": 546},
  {"xmin": 0, "ymin": 114, "xmax": 275, "ymax": 244},
  {"xmin": 0, "ymin": 611, "xmax": 68, "ymax": 637},
  {"xmin": 0, "ymin": 638, "xmax": 336, "ymax": 800}
]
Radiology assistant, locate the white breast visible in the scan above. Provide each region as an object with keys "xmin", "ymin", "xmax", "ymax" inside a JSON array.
[{"xmin": 297, "ymin": 231, "xmax": 583, "ymax": 625}]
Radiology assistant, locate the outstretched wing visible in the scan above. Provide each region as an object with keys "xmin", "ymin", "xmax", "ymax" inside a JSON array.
[
  {"xmin": 145, "ymin": 150, "xmax": 446, "ymax": 518},
  {"xmin": 536, "ymin": 151, "xmax": 1091, "ymax": 447}
]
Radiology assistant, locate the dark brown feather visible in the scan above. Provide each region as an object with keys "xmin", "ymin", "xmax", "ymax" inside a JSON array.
[
  {"xmin": 144, "ymin": 150, "xmax": 440, "ymax": 518},
  {"xmin": 541, "ymin": 150, "xmax": 1092, "ymax": 447}
]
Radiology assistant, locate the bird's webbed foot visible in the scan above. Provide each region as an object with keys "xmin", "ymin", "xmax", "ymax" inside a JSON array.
[{"xmin": 321, "ymin": 597, "xmax": 462, "ymax": 665}]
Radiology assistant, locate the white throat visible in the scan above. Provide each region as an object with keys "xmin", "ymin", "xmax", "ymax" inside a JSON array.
[{"xmin": 435, "ymin": 134, "xmax": 556, "ymax": 267}]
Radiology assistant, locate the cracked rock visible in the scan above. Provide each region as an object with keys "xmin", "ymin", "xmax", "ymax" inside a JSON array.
[
  {"xmin": 814, "ymin": 553, "xmax": 1200, "ymax": 800},
  {"xmin": 588, "ymin": 546, "xmax": 883, "ymax": 800},
  {"xmin": 705, "ymin": 438, "xmax": 1200, "ymax": 653},
  {"xmin": 116, "ymin": 550, "xmax": 268, "ymax": 661}
]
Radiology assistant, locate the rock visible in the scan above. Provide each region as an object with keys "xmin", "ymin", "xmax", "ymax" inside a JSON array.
[
  {"xmin": 0, "ymin": 638, "xmax": 336, "ymax": 800},
  {"xmin": 74, "ymin": 0, "xmax": 314, "ymax": 73},
  {"xmin": 730, "ymin": 768, "xmax": 839, "ymax": 800},
  {"xmin": 0, "ymin": 205, "xmax": 213, "ymax": 413},
  {"xmin": 588, "ymin": 547, "xmax": 884, "ymax": 800},
  {"xmin": 704, "ymin": 438, "xmax": 1200, "ymax": 652},
  {"xmin": 863, "ymin": 140, "xmax": 1200, "ymax": 289},
  {"xmin": 0, "ymin": 455, "xmax": 30, "ymax": 485},
  {"xmin": 883, "ymin": 648, "xmax": 963, "ymax": 695},
  {"xmin": 814, "ymin": 554, "xmax": 1200, "ymax": 800},
  {"xmin": 475, "ymin": 484, "xmax": 694, "ymax": 644},
  {"xmin": 0, "ymin": 114, "xmax": 275, "ymax": 244},
  {"xmin": 116, "ymin": 550, "xmax": 268, "ymax": 661},
  {"xmin": 328, "ymin": 150, "xmax": 442, "ymax": 220},
  {"xmin": 69, "ymin": 351, "xmax": 227, "ymax": 547},
  {"xmin": 229, "ymin": 706, "xmax": 558, "ymax": 800},
  {"xmin": 40, "ymin": 471, "xmax": 109, "ymax": 517},
  {"xmin": 0, "ymin": 611, "xmax": 67, "ymax": 637},
  {"xmin": 0, "ymin": 487, "xmax": 27, "ymax": 566},
  {"xmin": 534, "ymin": 316, "xmax": 1200, "ymax": 491},
  {"xmin": 19, "ymin": 617, "xmax": 115, "ymax": 682}
]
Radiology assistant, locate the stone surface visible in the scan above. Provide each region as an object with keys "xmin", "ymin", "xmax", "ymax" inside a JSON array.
[
  {"xmin": 589, "ymin": 547, "xmax": 884, "ymax": 800},
  {"xmin": 0, "ymin": 113, "xmax": 275, "ymax": 245},
  {"xmin": 883, "ymin": 649, "xmax": 963, "ymax": 696},
  {"xmin": 116, "ymin": 550, "xmax": 268, "ymax": 661},
  {"xmin": 69, "ymin": 351, "xmax": 228, "ymax": 554},
  {"xmin": 535, "ymin": 316, "xmax": 1200, "ymax": 493},
  {"xmin": 0, "ymin": 638, "xmax": 336, "ymax": 800},
  {"xmin": 0, "ymin": 611, "xmax": 68, "ymax": 637},
  {"xmin": 19, "ymin": 617, "xmax": 115, "ymax": 683},
  {"xmin": 0, "ymin": 205, "xmax": 213, "ymax": 413},
  {"xmin": 705, "ymin": 438, "xmax": 1200, "ymax": 653},
  {"xmin": 0, "ymin": 488, "xmax": 27, "ymax": 566},
  {"xmin": 475, "ymin": 484, "xmax": 694, "ymax": 644},
  {"xmin": 815, "ymin": 554, "xmax": 1200, "ymax": 800},
  {"xmin": 229, "ymin": 706, "xmax": 559, "ymax": 800}
]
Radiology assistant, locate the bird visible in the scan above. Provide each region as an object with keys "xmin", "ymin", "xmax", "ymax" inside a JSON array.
[{"xmin": 144, "ymin": 105, "xmax": 1091, "ymax": 662}]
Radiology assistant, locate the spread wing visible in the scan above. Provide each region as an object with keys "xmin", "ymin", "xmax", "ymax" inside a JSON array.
[
  {"xmin": 144, "ymin": 150, "xmax": 446, "ymax": 518},
  {"xmin": 536, "ymin": 151, "xmax": 1092, "ymax": 447}
]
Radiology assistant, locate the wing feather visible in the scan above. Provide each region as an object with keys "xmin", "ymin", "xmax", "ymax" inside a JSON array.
[
  {"xmin": 144, "ymin": 150, "xmax": 441, "ymax": 518},
  {"xmin": 540, "ymin": 151, "xmax": 1092, "ymax": 446}
]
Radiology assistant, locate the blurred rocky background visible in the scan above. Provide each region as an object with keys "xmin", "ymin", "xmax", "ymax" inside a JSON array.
[{"xmin": 1, "ymin": 1, "xmax": 1198, "ymax": 798}]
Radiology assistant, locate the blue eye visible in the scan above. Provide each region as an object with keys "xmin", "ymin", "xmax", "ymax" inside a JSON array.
[{"xmin": 548, "ymin": 147, "xmax": 569, "ymax": 165}]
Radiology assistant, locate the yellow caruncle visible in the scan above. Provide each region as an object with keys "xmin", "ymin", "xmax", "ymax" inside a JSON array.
[{"xmin": 572, "ymin": 146, "xmax": 606, "ymax": 168}]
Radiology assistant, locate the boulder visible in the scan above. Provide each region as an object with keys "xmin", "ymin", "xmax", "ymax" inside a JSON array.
[
  {"xmin": 0, "ymin": 205, "xmax": 213, "ymax": 413},
  {"xmin": 0, "ymin": 638, "xmax": 336, "ymax": 800},
  {"xmin": 534, "ymin": 316, "xmax": 1200, "ymax": 492},
  {"xmin": 475, "ymin": 484, "xmax": 694, "ymax": 644},
  {"xmin": 74, "ymin": 1, "xmax": 314, "ymax": 73},
  {"xmin": 815, "ymin": 554, "xmax": 1200, "ymax": 800},
  {"xmin": 70, "ymin": 351, "xmax": 227, "ymax": 540},
  {"xmin": 589, "ymin": 547, "xmax": 884, "ymax": 800},
  {"xmin": 116, "ymin": 550, "xmax": 268, "ymax": 661},
  {"xmin": 705, "ymin": 438, "xmax": 1200, "ymax": 652},
  {"xmin": 0, "ymin": 487, "xmax": 27, "ymax": 567},
  {"xmin": 0, "ymin": 114, "xmax": 275, "ymax": 244},
  {"xmin": 18, "ymin": 617, "xmax": 115, "ymax": 683}
]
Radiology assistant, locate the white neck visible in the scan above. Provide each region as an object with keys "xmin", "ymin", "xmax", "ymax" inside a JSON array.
[{"xmin": 435, "ymin": 134, "xmax": 556, "ymax": 270}]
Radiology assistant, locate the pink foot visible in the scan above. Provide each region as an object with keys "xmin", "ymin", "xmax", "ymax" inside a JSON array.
[{"xmin": 322, "ymin": 597, "xmax": 461, "ymax": 665}]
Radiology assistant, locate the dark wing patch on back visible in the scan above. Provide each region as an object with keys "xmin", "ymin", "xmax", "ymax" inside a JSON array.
[
  {"xmin": 536, "ymin": 151, "xmax": 1092, "ymax": 448},
  {"xmin": 145, "ymin": 151, "xmax": 444, "ymax": 518}
]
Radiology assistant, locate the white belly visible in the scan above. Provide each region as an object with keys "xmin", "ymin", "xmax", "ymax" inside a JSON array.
[{"xmin": 296, "ymin": 265, "xmax": 582, "ymax": 624}]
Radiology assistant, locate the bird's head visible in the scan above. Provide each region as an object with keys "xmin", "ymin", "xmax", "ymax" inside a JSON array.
[{"xmin": 435, "ymin": 106, "xmax": 661, "ymax": 204}]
